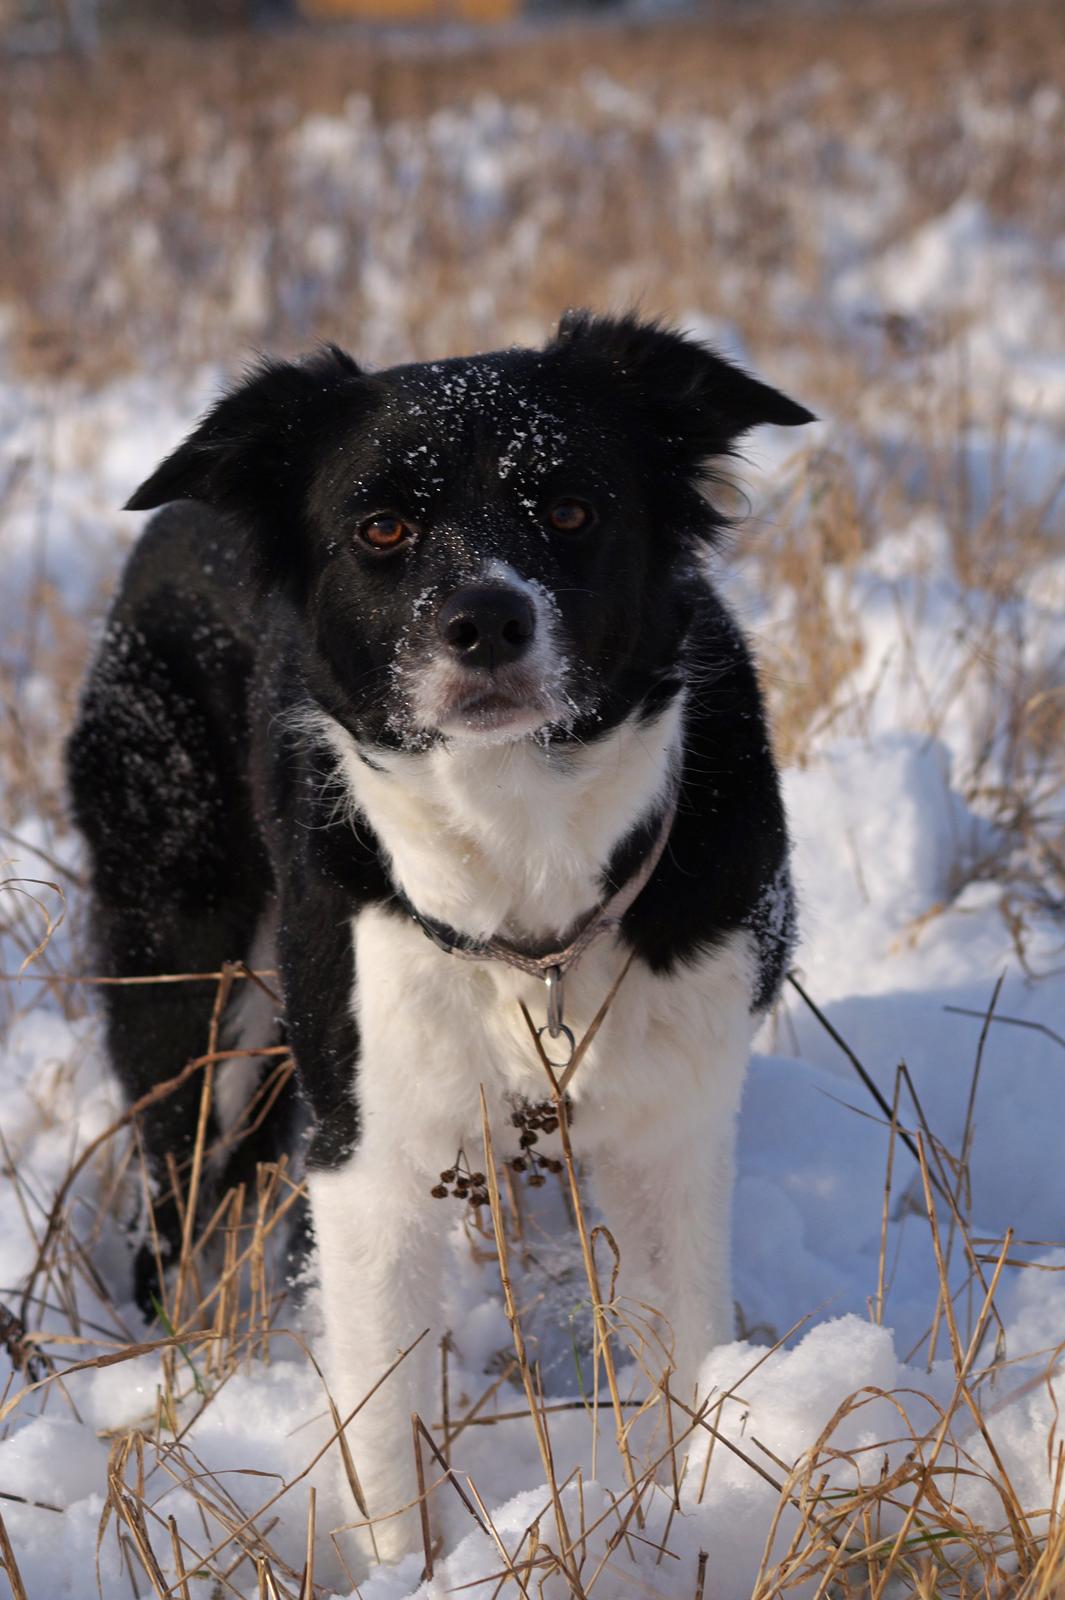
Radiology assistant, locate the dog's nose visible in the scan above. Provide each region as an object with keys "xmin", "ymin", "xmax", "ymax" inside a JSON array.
[{"xmin": 438, "ymin": 585, "xmax": 536, "ymax": 669}]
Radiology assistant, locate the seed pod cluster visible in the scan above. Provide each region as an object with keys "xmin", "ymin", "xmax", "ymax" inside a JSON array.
[
  {"xmin": 505, "ymin": 1096, "xmax": 572, "ymax": 1189},
  {"xmin": 430, "ymin": 1156, "xmax": 489, "ymax": 1208},
  {"xmin": 427, "ymin": 1097, "xmax": 574, "ymax": 1208}
]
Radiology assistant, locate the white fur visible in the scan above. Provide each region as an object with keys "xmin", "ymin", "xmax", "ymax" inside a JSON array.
[
  {"xmin": 319, "ymin": 694, "xmax": 685, "ymax": 944},
  {"xmin": 215, "ymin": 917, "xmax": 278, "ymax": 1144},
  {"xmin": 308, "ymin": 702, "xmax": 759, "ymax": 1565}
]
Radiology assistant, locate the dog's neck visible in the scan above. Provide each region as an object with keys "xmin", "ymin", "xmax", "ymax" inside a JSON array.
[{"xmin": 316, "ymin": 696, "xmax": 685, "ymax": 945}]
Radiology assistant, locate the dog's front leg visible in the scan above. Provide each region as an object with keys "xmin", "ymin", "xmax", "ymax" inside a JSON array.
[
  {"xmin": 309, "ymin": 1142, "xmax": 450, "ymax": 1566},
  {"xmin": 591, "ymin": 1114, "xmax": 739, "ymax": 1411},
  {"xmin": 589, "ymin": 955, "xmax": 757, "ymax": 1415},
  {"xmin": 281, "ymin": 879, "xmax": 453, "ymax": 1568}
]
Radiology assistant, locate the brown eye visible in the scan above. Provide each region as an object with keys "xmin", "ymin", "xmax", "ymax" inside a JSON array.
[
  {"xmin": 356, "ymin": 513, "xmax": 418, "ymax": 552},
  {"xmin": 547, "ymin": 498, "xmax": 595, "ymax": 534}
]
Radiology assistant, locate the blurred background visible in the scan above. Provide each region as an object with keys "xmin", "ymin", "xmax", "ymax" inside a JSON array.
[{"xmin": 4, "ymin": 0, "xmax": 1063, "ymax": 382}]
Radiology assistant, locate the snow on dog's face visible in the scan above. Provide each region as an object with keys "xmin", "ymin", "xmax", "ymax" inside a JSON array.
[{"xmin": 128, "ymin": 313, "xmax": 812, "ymax": 749}]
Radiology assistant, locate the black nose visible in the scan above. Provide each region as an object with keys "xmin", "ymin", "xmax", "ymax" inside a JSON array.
[{"xmin": 438, "ymin": 585, "xmax": 536, "ymax": 669}]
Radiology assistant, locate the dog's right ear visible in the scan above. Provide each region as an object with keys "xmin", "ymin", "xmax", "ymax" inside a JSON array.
[{"xmin": 126, "ymin": 346, "xmax": 369, "ymax": 578}]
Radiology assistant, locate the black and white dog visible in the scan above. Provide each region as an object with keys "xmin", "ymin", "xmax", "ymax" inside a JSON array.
[{"xmin": 68, "ymin": 311, "xmax": 811, "ymax": 1560}]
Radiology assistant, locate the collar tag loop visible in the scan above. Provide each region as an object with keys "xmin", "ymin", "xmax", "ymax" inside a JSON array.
[
  {"xmin": 536, "ymin": 1021, "xmax": 575, "ymax": 1069},
  {"xmin": 544, "ymin": 964, "xmax": 565, "ymax": 1039}
]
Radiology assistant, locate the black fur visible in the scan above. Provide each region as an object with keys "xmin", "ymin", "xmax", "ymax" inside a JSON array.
[{"xmin": 67, "ymin": 313, "xmax": 810, "ymax": 1304}]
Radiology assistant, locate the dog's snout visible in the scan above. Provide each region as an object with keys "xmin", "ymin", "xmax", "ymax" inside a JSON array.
[{"xmin": 438, "ymin": 586, "xmax": 536, "ymax": 669}]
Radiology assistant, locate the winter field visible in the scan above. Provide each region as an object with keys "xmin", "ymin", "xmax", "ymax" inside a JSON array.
[{"xmin": 1, "ymin": 4, "xmax": 1065, "ymax": 1595}]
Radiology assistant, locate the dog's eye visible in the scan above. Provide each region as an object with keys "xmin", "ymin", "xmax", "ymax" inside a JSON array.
[
  {"xmin": 546, "ymin": 498, "xmax": 596, "ymax": 534},
  {"xmin": 356, "ymin": 513, "xmax": 418, "ymax": 553}
]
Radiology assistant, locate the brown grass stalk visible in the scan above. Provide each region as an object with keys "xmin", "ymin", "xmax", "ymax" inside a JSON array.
[
  {"xmin": 480, "ymin": 1085, "xmax": 587, "ymax": 1597},
  {"xmin": 0, "ymin": 1514, "xmax": 29, "ymax": 1600},
  {"xmin": 517, "ymin": 1000, "xmax": 643, "ymax": 1527}
]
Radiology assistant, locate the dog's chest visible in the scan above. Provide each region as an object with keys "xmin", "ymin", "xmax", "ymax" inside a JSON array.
[
  {"xmin": 325, "ymin": 704, "xmax": 683, "ymax": 944},
  {"xmin": 351, "ymin": 906, "xmax": 758, "ymax": 1167},
  {"xmin": 320, "ymin": 699, "xmax": 757, "ymax": 1164}
]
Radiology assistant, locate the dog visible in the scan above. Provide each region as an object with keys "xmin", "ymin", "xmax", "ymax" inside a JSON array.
[{"xmin": 67, "ymin": 310, "xmax": 812, "ymax": 1562}]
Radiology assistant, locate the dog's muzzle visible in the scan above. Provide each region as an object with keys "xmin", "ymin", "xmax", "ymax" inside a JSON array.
[{"xmin": 405, "ymin": 580, "xmax": 562, "ymax": 739}]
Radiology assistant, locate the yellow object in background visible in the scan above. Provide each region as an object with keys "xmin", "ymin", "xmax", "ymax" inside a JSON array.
[{"xmin": 302, "ymin": 0, "xmax": 517, "ymax": 23}]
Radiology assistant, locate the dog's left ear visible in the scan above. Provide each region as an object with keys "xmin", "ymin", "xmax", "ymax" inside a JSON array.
[{"xmin": 549, "ymin": 311, "xmax": 814, "ymax": 460}]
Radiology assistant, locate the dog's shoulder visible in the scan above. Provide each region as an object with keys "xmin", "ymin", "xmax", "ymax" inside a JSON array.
[{"xmin": 618, "ymin": 580, "xmax": 795, "ymax": 1010}]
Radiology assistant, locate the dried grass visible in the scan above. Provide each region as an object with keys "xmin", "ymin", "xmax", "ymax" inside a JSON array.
[
  {"xmin": 0, "ymin": 927, "xmax": 1060, "ymax": 1597},
  {"xmin": 2, "ymin": 2, "xmax": 1063, "ymax": 381}
]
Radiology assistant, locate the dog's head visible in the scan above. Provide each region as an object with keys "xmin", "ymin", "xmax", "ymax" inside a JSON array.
[{"xmin": 128, "ymin": 312, "xmax": 812, "ymax": 749}]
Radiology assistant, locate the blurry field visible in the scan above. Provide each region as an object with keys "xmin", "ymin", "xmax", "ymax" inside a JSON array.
[
  {"xmin": 2, "ymin": 2, "xmax": 1063, "ymax": 374},
  {"xmin": 2, "ymin": 4, "xmax": 1065, "ymax": 1597}
]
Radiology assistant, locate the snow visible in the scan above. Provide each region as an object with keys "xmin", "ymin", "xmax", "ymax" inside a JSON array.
[{"xmin": 1, "ymin": 50, "xmax": 1064, "ymax": 1600}]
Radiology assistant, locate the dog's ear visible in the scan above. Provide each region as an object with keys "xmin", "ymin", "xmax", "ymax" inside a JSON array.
[
  {"xmin": 126, "ymin": 345, "xmax": 369, "ymax": 578},
  {"xmin": 549, "ymin": 310, "xmax": 814, "ymax": 460}
]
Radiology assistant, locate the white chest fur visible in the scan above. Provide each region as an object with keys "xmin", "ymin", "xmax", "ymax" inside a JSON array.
[
  {"xmin": 319, "ymin": 698, "xmax": 686, "ymax": 945},
  {"xmin": 315, "ymin": 694, "xmax": 761, "ymax": 1157}
]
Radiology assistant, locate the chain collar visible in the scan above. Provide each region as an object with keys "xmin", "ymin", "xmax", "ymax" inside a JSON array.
[{"xmin": 394, "ymin": 784, "xmax": 678, "ymax": 1056}]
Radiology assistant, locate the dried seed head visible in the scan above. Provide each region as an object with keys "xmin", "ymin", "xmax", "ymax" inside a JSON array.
[
  {"xmin": 440, "ymin": 1168, "xmax": 457, "ymax": 1183},
  {"xmin": 519, "ymin": 1131, "xmax": 538, "ymax": 1148},
  {"xmin": 528, "ymin": 1173, "xmax": 546, "ymax": 1188},
  {"xmin": 430, "ymin": 1184, "xmax": 448, "ymax": 1199},
  {"xmin": 469, "ymin": 1172, "xmax": 485, "ymax": 1186},
  {"xmin": 510, "ymin": 1157, "xmax": 527, "ymax": 1173},
  {"xmin": 541, "ymin": 1117, "xmax": 559, "ymax": 1134},
  {"xmin": 470, "ymin": 1189, "xmax": 489, "ymax": 1207}
]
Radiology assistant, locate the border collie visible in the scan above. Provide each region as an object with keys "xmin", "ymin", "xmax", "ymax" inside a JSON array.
[{"xmin": 67, "ymin": 311, "xmax": 812, "ymax": 1562}]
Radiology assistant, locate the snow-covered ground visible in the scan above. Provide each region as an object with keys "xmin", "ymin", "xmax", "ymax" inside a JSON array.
[{"xmin": 1, "ymin": 39, "xmax": 1064, "ymax": 1599}]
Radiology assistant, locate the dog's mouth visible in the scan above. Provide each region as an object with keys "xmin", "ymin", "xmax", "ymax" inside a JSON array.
[
  {"xmin": 438, "ymin": 682, "xmax": 557, "ymax": 739},
  {"xmin": 405, "ymin": 655, "xmax": 567, "ymax": 743},
  {"xmin": 452, "ymin": 689, "xmax": 527, "ymax": 722}
]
